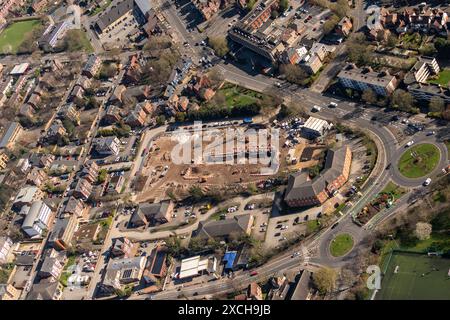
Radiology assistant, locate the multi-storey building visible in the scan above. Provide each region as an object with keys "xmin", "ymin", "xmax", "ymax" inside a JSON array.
[
  {"xmin": 337, "ymin": 64, "xmax": 398, "ymax": 96},
  {"xmin": 228, "ymin": 0, "xmax": 281, "ymax": 62},
  {"xmin": 0, "ymin": 122, "xmax": 22, "ymax": 150},
  {"xmin": 82, "ymin": 54, "xmax": 102, "ymax": 78},
  {"xmin": 0, "ymin": 152, "xmax": 9, "ymax": 170},
  {"xmin": 405, "ymin": 56, "xmax": 440, "ymax": 85},
  {"xmin": 21, "ymin": 201, "xmax": 52, "ymax": 238},
  {"xmin": 285, "ymin": 146, "xmax": 352, "ymax": 207},
  {"xmin": 407, "ymin": 82, "xmax": 450, "ymax": 104}
]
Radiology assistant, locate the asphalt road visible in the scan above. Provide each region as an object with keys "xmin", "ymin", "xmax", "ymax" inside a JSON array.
[{"xmin": 123, "ymin": 0, "xmax": 450, "ymax": 301}]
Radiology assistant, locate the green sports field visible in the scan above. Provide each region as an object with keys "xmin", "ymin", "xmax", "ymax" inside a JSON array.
[
  {"xmin": 0, "ymin": 19, "xmax": 42, "ymax": 54},
  {"xmin": 377, "ymin": 252, "xmax": 450, "ymax": 300}
]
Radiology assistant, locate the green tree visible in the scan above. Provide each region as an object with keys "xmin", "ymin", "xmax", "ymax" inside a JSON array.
[
  {"xmin": 189, "ymin": 185, "xmax": 204, "ymax": 201},
  {"xmin": 246, "ymin": 0, "xmax": 256, "ymax": 10},
  {"xmin": 313, "ymin": 267, "xmax": 337, "ymax": 295},
  {"xmin": 391, "ymin": 89, "xmax": 415, "ymax": 112},
  {"xmin": 419, "ymin": 43, "xmax": 437, "ymax": 56},
  {"xmin": 278, "ymin": 104, "xmax": 293, "ymax": 119},
  {"xmin": 156, "ymin": 115, "xmax": 166, "ymax": 126},
  {"xmin": 362, "ymin": 89, "xmax": 377, "ymax": 105},
  {"xmin": 386, "ymin": 34, "xmax": 398, "ymax": 47},
  {"xmin": 323, "ymin": 15, "xmax": 340, "ymax": 35},
  {"xmin": 85, "ymin": 97, "xmax": 100, "ymax": 110},
  {"xmin": 175, "ymin": 112, "xmax": 186, "ymax": 122},
  {"xmin": 346, "ymin": 34, "xmax": 372, "ymax": 66},
  {"xmin": 97, "ymin": 169, "xmax": 108, "ymax": 183},
  {"xmin": 428, "ymin": 96, "xmax": 445, "ymax": 113},
  {"xmin": 62, "ymin": 119, "xmax": 76, "ymax": 138},
  {"xmin": 166, "ymin": 237, "xmax": 184, "ymax": 257},
  {"xmin": 279, "ymin": 0, "xmax": 289, "ymax": 12},
  {"xmin": 208, "ymin": 36, "xmax": 229, "ymax": 57},
  {"xmin": 334, "ymin": 0, "xmax": 350, "ymax": 18},
  {"xmin": 280, "ymin": 64, "xmax": 308, "ymax": 85},
  {"xmin": 63, "ymin": 30, "xmax": 89, "ymax": 52}
]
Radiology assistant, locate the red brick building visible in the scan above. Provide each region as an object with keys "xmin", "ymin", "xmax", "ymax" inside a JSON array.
[{"xmin": 285, "ymin": 146, "xmax": 352, "ymax": 207}]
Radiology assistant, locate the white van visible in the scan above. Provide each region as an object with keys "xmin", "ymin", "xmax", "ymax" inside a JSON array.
[{"xmin": 329, "ymin": 102, "xmax": 338, "ymax": 108}]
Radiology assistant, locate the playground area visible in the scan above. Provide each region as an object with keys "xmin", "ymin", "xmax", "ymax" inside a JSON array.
[{"xmin": 377, "ymin": 251, "xmax": 450, "ymax": 300}]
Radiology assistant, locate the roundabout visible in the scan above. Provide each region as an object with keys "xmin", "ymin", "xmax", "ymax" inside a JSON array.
[
  {"xmin": 329, "ymin": 233, "xmax": 354, "ymax": 257},
  {"xmin": 397, "ymin": 143, "xmax": 440, "ymax": 179},
  {"xmin": 390, "ymin": 133, "xmax": 448, "ymax": 188}
]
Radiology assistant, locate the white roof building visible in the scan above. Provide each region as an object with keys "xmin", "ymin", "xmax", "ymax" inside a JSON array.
[
  {"xmin": 179, "ymin": 255, "xmax": 217, "ymax": 279},
  {"xmin": 302, "ymin": 117, "xmax": 331, "ymax": 138},
  {"xmin": 21, "ymin": 201, "xmax": 52, "ymax": 238},
  {"xmin": 13, "ymin": 186, "xmax": 43, "ymax": 208},
  {"xmin": 10, "ymin": 63, "xmax": 30, "ymax": 76}
]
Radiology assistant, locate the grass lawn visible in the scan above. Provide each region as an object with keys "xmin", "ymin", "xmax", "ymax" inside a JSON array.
[
  {"xmin": 329, "ymin": 233, "xmax": 354, "ymax": 257},
  {"xmin": 306, "ymin": 220, "xmax": 320, "ymax": 233},
  {"xmin": 428, "ymin": 69, "xmax": 450, "ymax": 86},
  {"xmin": 398, "ymin": 143, "xmax": 441, "ymax": 178},
  {"xmin": 381, "ymin": 182, "xmax": 407, "ymax": 200},
  {"xmin": 60, "ymin": 255, "xmax": 77, "ymax": 287},
  {"xmin": 0, "ymin": 19, "xmax": 42, "ymax": 54},
  {"xmin": 377, "ymin": 252, "xmax": 450, "ymax": 300},
  {"xmin": 89, "ymin": 0, "xmax": 112, "ymax": 16},
  {"xmin": 0, "ymin": 263, "xmax": 14, "ymax": 284},
  {"xmin": 65, "ymin": 29, "xmax": 94, "ymax": 53},
  {"xmin": 402, "ymin": 233, "xmax": 450, "ymax": 253},
  {"xmin": 219, "ymin": 83, "xmax": 261, "ymax": 108}
]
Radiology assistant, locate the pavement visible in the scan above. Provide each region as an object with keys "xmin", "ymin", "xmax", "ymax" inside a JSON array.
[
  {"xmin": 119, "ymin": 0, "xmax": 450, "ymax": 300},
  {"xmin": 14, "ymin": 0, "xmax": 448, "ymax": 300}
]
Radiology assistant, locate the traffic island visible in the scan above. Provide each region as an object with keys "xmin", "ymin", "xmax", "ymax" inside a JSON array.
[
  {"xmin": 397, "ymin": 143, "xmax": 440, "ymax": 178},
  {"xmin": 329, "ymin": 233, "xmax": 354, "ymax": 257}
]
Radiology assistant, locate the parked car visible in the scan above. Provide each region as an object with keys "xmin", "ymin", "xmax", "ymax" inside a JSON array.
[
  {"xmin": 329, "ymin": 102, "xmax": 338, "ymax": 108},
  {"xmin": 406, "ymin": 140, "xmax": 414, "ymax": 147}
]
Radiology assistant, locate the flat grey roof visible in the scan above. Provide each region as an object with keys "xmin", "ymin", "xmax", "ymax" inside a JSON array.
[{"xmin": 0, "ymin": 122, "xmax": 21, "ymax": 148}]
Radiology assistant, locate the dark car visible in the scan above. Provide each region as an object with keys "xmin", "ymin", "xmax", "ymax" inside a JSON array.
[
  {"xmin": 274, "ymin": 232, "xmax": 281, "ymax": 237},
  {"xmin": 385, "ymin": 163, "xmax": 391, "ymax": 170},
  {"xmin": 331, "ymin": 222, "xmax": 339, "ymax": 229}
]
